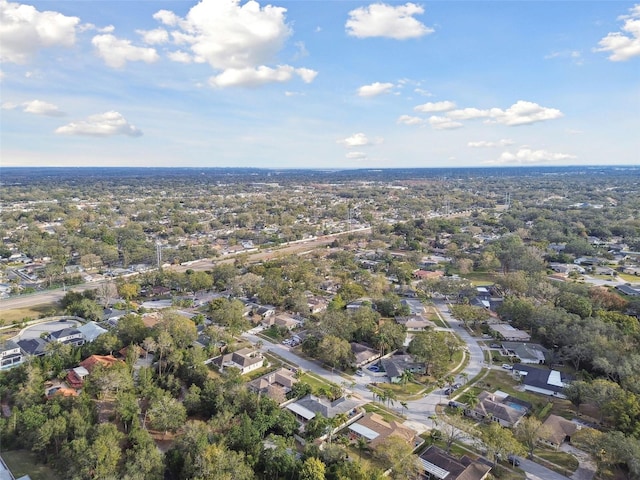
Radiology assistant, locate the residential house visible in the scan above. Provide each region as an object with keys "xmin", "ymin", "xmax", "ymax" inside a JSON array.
[
  {"xmin": 80, "ymin": 354, "xmax": 122, "ymax": 373},
  {"xmin": 346, "ymin": 298, "xmax": 373, "ymax": 311},
  {"xmin": 263, "ymin": 313, "xmax": 302, "ymax": 330},
  {"xmin": 615, "ymin": 284, "xmax": 640, "ymax": 297},
  {"xmin": 401, "ymin": 298, "xmax": 426, "ymax": 315},
  {"xmin": 500, "ymin": 342, "xmax": 547, "ymax": 365},
  {"xmin": 0, "ymin": 340, "xmax": 24, "ymax": 370},
  {"xmin": 419, "ymin": 445, "xmax": 492, "ymax": 480},
  {"xmin": 65, "ymin": 366, "xmax": 90, "ymax": 390},
  {"xmin": 395, "ymin": 315, "xmax": 436, "ymax": 332},
  {"xmin": 286, "ymin": 394, "xmax": 362, "ymax": 423},
  {"xmin": 306, "ymin": 294, "xmax": 328, "ymax": 314},
  {"xmin": 540, "ymin": 415, "xmax": 579, "ymax": 449},
  {"xmin": 16, "ymin": 337, "xmax": 48, "ymax": 357},
  {"xmin": 350, "ymin": 342, "xmax": 381, "ymax": 368},
  {"xmin": 381, "ymin": 354, "xmax": 426, "ymax": 383},
  {"xmin": 248, "ymin": 367, "xmax": 298, "ymax": 404},
  {"xmin": 348, "ymin": 412, "xmax": 418, "ymax": 448},
  {"xmin": 212, "ymin": 348, "xmax": 264, "ymax": 375},
  {"xmin": 514, "ymin": 364, "xmax": 573, "ymax": 398},
  {"xmin": 77, "ymin": 322, "xmax": 108, "ymax": 343},
  {"xmin": 46, "ymin": 328, "xmax": 85, "ymax": 347},
  {"xmin": 465, "ymin": 391, "xmax": 529, "ymax": 428},
  {"xmin": 489, "ymin": 324, "xmax": 531, "ymax": 342}
]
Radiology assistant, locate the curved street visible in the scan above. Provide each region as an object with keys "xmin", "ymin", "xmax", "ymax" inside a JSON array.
[{"xmin": 244, "ymin": 299, "xmax": 573, "ymax": 480}]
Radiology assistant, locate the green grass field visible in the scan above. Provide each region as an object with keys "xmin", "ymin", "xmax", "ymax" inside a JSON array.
[
  {"xmin": 0, "ymin": 303, "xmax": 61, "ymax": 326},
  {"xmin": 1, "ymin": 450, "xmax": 61, "ymax": 480}
]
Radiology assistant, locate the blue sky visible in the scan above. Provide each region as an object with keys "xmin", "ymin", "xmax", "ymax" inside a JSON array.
[{"xmin": 1, "ymin": 0, "xmax": 639, "ymax": 168}]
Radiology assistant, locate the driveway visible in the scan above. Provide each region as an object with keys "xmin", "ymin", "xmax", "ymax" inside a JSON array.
[{"xmin": 14, "ymin": 319, "xmax": 80, "ymax": 341}]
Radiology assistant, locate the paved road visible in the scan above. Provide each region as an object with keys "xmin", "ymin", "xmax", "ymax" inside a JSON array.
[
  {"xmin": 0, "ymin": 228, "xmax": 372, "ymax": 311},
  {"xmin": 243, "ymin": 303, "xmax": 571, "ymax": 480}
]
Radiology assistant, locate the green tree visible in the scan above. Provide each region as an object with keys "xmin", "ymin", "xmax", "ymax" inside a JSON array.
[
  {"xmin": 317, "ymin": 335, "xmax": 353, "ymax": 369},
  {"xmin": 115, "ymin": 391, "xmax": 140, "ymax": 433},
  {"xmin": 116, "ymin": 313, "xmax": 148, "ymax": 346},
  {"xmin": 373, "ymin": 435, "xmax": 422, "ymax": 480},
  {"xmin": 147, "ymin": 394, "xmax": 186, "ymax": 437},
  {"xmin": 515, "ymin": 416, "xmax": 549, "ymax": 459},
  {"xmin": 299, "ymin": 457, "xmax": 326, "ymax": 480}
]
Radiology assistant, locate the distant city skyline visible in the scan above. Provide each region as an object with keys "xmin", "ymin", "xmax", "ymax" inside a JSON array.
[{"xmin": 1, "ymin": 0, "xmax": 639, "ymax": 168}]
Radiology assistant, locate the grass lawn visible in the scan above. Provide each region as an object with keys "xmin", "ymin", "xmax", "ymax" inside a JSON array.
[
  {"xmin": 0, "ymin": 303, "xmax": 61, "ymax": 326},
  {"xmin": 617, "ymin": 273, "xmax": 640, "ymax": 283},
  {"xmin": 1, "ymin": 449, "xmax": 61, "ymax": 480},
  {"xmin": 374, "ymin": 381, "xmax": 424, "ymax": 398},
  {"xmin": 536, "ymin": 449, "xmax": 579, "ymax": 473},
  {"xmin": 362, "ymin": 403, "xmax": 405, "ymax": 423},
  {"xmin": 299, "ymin": 372, "xmax": 337, "ymax": 392},
  {"xmin": 462, "ymin": 272, "xmax": 499, "ymax": 286}
]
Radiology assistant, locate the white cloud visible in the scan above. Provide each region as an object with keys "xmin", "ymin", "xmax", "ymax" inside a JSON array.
[
  {"xmin": 595, "ymin": 4, "xmax": 640, "ymax": 61},
  {"xmin": 154, "ymin": 0, "xmax": 314, "ymax": 87},
  {"xmin": 491, "ymin": 101, "xmax": 563, "ymax": 126},
  {"xmin": 397, "ymin": 114, "xmax": 425, "ymax": 126},
  {"xmin": 167, "ymin": 50, "xmax": 192, "ymax": 63},
  {"xmin": 153, "ymin": 9, "xmax": 180, "ymax": 27},
  {"xmin": 414, "ymin": 100, "xmax": 456, "ymax": 113},
  {"xmin": 357, "ymin": 81, "xmax": 394, "ymax": 97},
  {"xmin": 2, "ymin": 99, "xmax": 65, "ymax": 116},
  {"xmin": 137, "ymin": 28, "xmax": 169, "ymax": 45},
  {"xmin": 545, "ymin": 50, "xmax": 583, "ymax": 65},
  {"xmin": 0, "ymin": 0, "xmax": 80, "ymax": 63},
  {"xmin": 446, "ymin": 107, "xmax": 492, "ymax": 120},
  {"xmin": 446, "ymin": 101, "xmax": 563, "ymax": 126},
  {"xmin": 338, "ymin": 132, "xmax": 382, "ymax": 147},
  {"xmin": 92, "ymin": 34, "xmax": 159, "ymax": 68},
  {"xmin": 157, "ymin": 0, "xmax": 291, "ymax": 70},
  {"xmin": 208, "ymin": 65, "xmax": 317, "ymax": 88},
  {"xmin": 23, "ymin": 99, "xmax": 65, "ymax": 116},
  {"xmin": 468, "ymin": 139, "xmax": 514, "ymax": 148},
  {"xmin": 346, "ymin": 151, "xmax": 367, "ymax": 160},
  {"xmin": 489, "ymin": 148, "xmax": 576, "ymax": 165},
  {"xmin": 55, "ymin": 111, "xmax": 142, "ymax": 137},
  {"xmin": 428, "ymin": 116, "xmax": 463, "ymax": 130},
  {"xmin": 345, "ymin": 2, "xmax": 433, "ymax": 39}
]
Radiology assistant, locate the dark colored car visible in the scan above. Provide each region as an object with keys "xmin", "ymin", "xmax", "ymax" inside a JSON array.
[{"xmin": 507, "ymin": 455, "xmax": 520, "ymax": 466}]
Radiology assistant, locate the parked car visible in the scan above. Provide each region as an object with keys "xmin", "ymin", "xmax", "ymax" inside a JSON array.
[
  {"xmin": 444, "ymin": 388, "xmax": 454, "ymax": 395},
  {"xmin": 507, "ymin": 455, "xmax": 520, "ymax": 466},
  {"xmin": 502, "ymin": 363, "xmax": 513, "ymax": 370},
  {"xmin": 355, "ymin": 370, "xmax": 365, "ymax": 377},
  {"xmin": 448, "ymin": 401, "xmax": 460, "ymax": 408}
]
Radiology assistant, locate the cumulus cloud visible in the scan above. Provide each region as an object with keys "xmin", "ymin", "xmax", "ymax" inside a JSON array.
[
  {"xmin": 92, "ymin": 34, "xmax": 159, "ymax": 68},
  {"xmin": 0, "ymin": 0, "xmax": 80, "ymax": 63},
  {"xmin": 357, "ymin": 81, "xmax": 394, "ymax": 97},
  {"xmin": 346, "ymin": 151, "xmax": 367, "ymax": 160},
  {"xmin": 137, "ymin": 28, "xmax": 169, "ymax": 45},
  {"xmin": 345, "ymin": 2, "xmax": 433, "ymax": 39},
  {"xmin": 414, "ymin": 100, "xmax": 456, "ymax": 113},
  {"xmin": 55, "ymin": 111, "xmax": 142, "ymax": 137},
  {"xmin": 446, "ymin": 101, "xmax": 563, "ymax": 126},
  {"xmin": 468, "ymin": 139, "xmax": 514, "ymax": 148},
  {"xmin": 152, "ymin": 0, "xmax": 314, "ymax": 87},
  {"xmin": 595, "ymin": 4, "xmax": 640, "ymax": 61},
  {"xmin": 428, "ymin": 116, "xmax": 463, "ymax": 130},
  {"xmin": 23, "ymin": 99, "xmax": 65, "ymax": 116},
  {"xmin": 489, "ymin": 148, "xmax": 576, "ymax": 165},
  {"xmin": 397, "ymin": 114, "xmax": 425, "ymax": 126},
  {"xmin": 338, "ymin": 132, "xmax": 382, "ymax": 147},
  {"xmin": 2, "ymin": 99, "xmax": 65, "ymax": 116},
  {"xmin": 209, "ymin": 65, "xmax": 317, "ymax": 88}
]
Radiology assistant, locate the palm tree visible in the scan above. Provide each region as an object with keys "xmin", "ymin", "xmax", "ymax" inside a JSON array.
[
  {"xmin": 459, "ymin": 372, "xmax": 469, "ymax": 385},
  {"xmin": 328, "ymin": 413, "xmax": 348, "ymax": 443},
  {"xmin": 400, "ymin": 369, "xmax": 415, "ymax": 387},
  {"xmin": 356, "ymin": 436, "xmax": 369, "ymax": 462},
  {"xmin": 386, "ymin": 389, "xmax": 397, "ymax": 409},
  {"xmin": 400, "ymin": 401, "xmax": 408, "ymax": 416},
  {"xmin": 464, "ymin": 390, "xmax": 479, "ymax": 412}
]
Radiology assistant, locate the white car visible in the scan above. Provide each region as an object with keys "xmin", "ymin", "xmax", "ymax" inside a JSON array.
[{"xmin": 502, "ymin": 364, "xmax": 513, "ymax": 370}]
